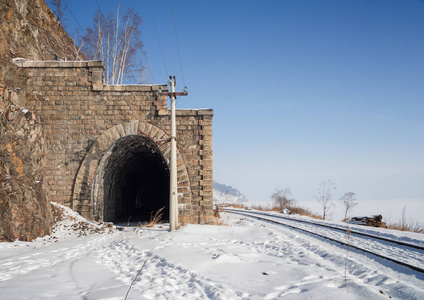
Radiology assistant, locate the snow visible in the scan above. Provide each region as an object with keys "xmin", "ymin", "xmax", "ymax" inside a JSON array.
[
  {"xmin": 281, "ymin": 208, "xmax": 292, "ymax": 215},
  {"xmin": 213, "ymin": 181, "xmax": 249, "ymax": 205},
  {"xmin": 226, "ymin": 208, "xmax": 424, "ymax": 270},
  {"xmin": 1, "ymin": 204, "xmax": 424, "ymax": 299},
  {"xmin": 12, "ymin": 57, "xmax": 26, "ymax": 62}
]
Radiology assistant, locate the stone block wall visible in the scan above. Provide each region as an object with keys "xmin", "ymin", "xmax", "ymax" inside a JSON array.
[{"xmin": 16, "ymin": 60, "xmax": 214, "ymax": 224}]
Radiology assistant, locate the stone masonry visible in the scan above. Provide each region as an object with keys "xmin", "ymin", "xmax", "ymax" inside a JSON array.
[{"xmin": 15, "ymin": 60, "xmax": 214, "ymax": 224}]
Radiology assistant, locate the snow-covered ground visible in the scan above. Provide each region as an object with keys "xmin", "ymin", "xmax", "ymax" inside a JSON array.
[{"xmin": 1, "ymin": 204, "xmax": 423, "ymax": 299}]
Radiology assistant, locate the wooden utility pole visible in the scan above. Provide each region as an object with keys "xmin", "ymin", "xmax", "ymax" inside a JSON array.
[{"xmin": 160, "ymin": 76, "xmax": 187, "ymax": 231}]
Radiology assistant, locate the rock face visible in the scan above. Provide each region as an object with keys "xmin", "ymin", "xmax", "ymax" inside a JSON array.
[
  {"xmin": 0, "ymin": 103, "xmax": 52, "ymax": 241},
  {"xmin": 0, "ymin": 0, "xmax": 83, "ymax": 61},
  {"xmin": 0, "ymin": 0, "xmax": 83, "ymax": 241}
]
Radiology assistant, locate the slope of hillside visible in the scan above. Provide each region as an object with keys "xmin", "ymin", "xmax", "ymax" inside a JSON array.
[{"xmin": 0, "ymin": 0, "xmax": 83, "ymax": 61}]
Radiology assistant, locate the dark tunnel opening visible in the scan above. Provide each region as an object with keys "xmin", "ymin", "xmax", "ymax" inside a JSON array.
[{"xmin": 103, "ymin": 135, "xmax": 170, "ymax": 223}]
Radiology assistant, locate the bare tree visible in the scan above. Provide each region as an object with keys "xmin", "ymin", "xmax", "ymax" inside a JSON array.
[
  {"xmin": 80, "ymin": 6, "xmax": 145, "ymax": 84},
  {"xmin": 400, "ymin": 206, "xmax": 407, "ymax": 231},
  {"xmin": 315, "ymin": 179, "xmax": 336, "ymax": 220},
  {"xmin": 49, "ymin": 0, "xmax": 67, "ymax": 23},
  {"xmin": 388, "ymin": 206, "xmax": 424, "ymax": 233},
  {"xmin": 339, "ymin": 191, "xmax": 358, "ymax": 221},
  {"xmin": 271, "ymin": 188, "xmax": 294, "ymax": 210}
]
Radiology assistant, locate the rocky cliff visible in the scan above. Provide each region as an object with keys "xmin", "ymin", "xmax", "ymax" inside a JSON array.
[
  {"xmin": 0, "ymin": 0, "xmax": 83, "ymax": 61},
  {"xmin": 0, "ymin": 103, "xmax": 52, "ymax": 241},
  {"xmin": 0, "ymin": 0, "xmax": 84, "ymax": 241}
]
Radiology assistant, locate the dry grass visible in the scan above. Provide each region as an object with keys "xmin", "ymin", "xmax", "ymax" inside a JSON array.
[
  {"xmin": 138, "ymin": 207, "xmax": 165, "ymax": 228},
  {"xmin": 218, "ymin": 202, "xmax": 322, "ymax": 220},
  {"xmin": 288, "ymin": 206, "xmax": 322, "ymax": 219},
  {"xmin": 178, "ymin": 217, "xmax": 187, "ymax": 228},
  {"xmin": 252, "ymin": 204, "xmax": 279, "ymax": 211},
  {"xmin": 124, "ymin": 258, "xmax": 149, "ymax": 300},
  {"xmin": 212, "ymin": 205, "xmax": 228, "ymax": 226},
  {"xmin": 387, "ymin": 206, "xmax": 424, "ymax": 234},
  {"xmin": 214, "ymin": 205, "xmax": 220, "ymax": 218},
  {"xmin": 344, "ymin": 225, "xmax": 351, "ymax": 292},
  {"xmin": 388, "ymin": 220, "xmax": 424, "ymax": 233},
  {"xmin": 222, "ymin": 203, "xmax": 248, "ymax": 209},
  {"xmin": 214, "ymin": 218, "xmax": 227, "ymax": 226}
]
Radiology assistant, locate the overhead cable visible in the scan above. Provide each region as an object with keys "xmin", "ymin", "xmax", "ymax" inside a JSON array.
[
  {"xmin": 93, "ymin": 0, "xmax": 107, "ymax": 20},
  {"xmin": 147, "ymin": 0, "xmax": 170, "ymax": 77},
  {"xmin": 143, "ymin": 54, "xmax": 157, "ymax": 84},
  {"xmin": 170, "ymin": 0, "xmax": 185, "ymax": 87},
  {"xmin": 62, "ymin": 0, "xmax": 85, "ymax": 34}
]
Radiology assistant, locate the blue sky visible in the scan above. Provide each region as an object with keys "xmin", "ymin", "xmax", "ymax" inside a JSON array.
[{"xmin": 56, "ymin": 0, "xmax": 424, "ymax": 219}]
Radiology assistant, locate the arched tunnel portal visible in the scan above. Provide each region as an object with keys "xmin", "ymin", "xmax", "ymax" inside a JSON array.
[{"xmin": 101, "ymin": 135, "xmax": 170, "ymax": 223}]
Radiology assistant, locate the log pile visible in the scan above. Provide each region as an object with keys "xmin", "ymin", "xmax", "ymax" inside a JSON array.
[{"xmin": 349, "ymin": 215, "xmax": 387, "ymax": 228}]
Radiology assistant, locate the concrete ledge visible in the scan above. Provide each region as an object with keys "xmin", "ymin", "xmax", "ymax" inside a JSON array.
[
  {"xmin": 102, "ymin": 84, "xmax": 168, "ymax": 92},
  {"xmin": 175, "ymin": 109, "xmax": 214, "ymax": 116},
  {"xmin": 87, "ymin": 61, "xmax": 104, "ymax": 67},
  {"xmin": 197, "ymin": 109, "xmax": 214, "ymax": 116},
  {"xmin": 17, "ymin": 60, "xmax": 104, "ymax": 68},
  {"xmin": 176, "ymin": 110, "xmax": 198, "ymax": 116}
]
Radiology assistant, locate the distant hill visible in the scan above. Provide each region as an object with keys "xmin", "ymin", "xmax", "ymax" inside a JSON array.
[{"xmin": 213, "ymin": 181, "xmax": 249, "ymax": 205}]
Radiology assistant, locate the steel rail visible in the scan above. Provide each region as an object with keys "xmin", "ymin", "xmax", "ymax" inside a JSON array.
[
  {"xmin": 224, "ymin": 208, "xmax": 424, "ymax": 274},
  {"xmin": 227, "ymin": 209, "xmax": 424, "ymax": 251}
]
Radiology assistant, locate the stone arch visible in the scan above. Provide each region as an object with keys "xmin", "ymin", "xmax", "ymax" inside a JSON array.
[{"xmin": 72, "ymin": 121, "xmax": 192, "ymax": 222}]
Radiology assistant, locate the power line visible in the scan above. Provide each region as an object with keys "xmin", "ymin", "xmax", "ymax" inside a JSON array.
[
  {"xmin": 170, "ymin": 0, "xmax": 185, "ymax": 87},
  {"xmin": 143, "ymin": 54, "xmax": 157, "ymax": 84},
  {"xmin": 62, "ymin": 0, "xmax": 85, "ymax": 34},
  {"xmin": 147, "ymin": 0, "xmax": 169, "ymax": 77},
  {"xmin": 93, "ymin": 0, "xmax": 107, "ymax": 20}
]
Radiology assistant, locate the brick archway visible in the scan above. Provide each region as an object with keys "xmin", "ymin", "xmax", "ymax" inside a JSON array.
[{"xmin": 72, "ymin": 121, "xmax": 192, "ymax": 222}]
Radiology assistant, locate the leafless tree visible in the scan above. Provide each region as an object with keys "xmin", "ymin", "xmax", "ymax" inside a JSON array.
[
  {"xmin": 80, "ymin": 6, "xmax": 145, "ymax": 84},
  {"xmin": 400, "ymin": 206, "xmax": 407, "ymax": 231},
  {"xmin": 388, "ymin": 206, "xmax": 424, "ymax": 233},
  {"xmin": 271, "ymin": 188, "xmax": 294, "ymax": 210},
  {"xmin": 339, "ymin": 191, "xmax": 358, "ymax": 221},
  {"xmin": 49, "ymin": 0, "xmax": 67, "ymax": 23},
  {"xmin": 315, "ymin": 179, "xmax": 336, "ymax": 220}
]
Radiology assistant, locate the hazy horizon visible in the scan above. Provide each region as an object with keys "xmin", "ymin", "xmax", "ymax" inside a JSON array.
[{"xmin": 214, "ymin": 179, "xmax": 423, "ymax": 223}]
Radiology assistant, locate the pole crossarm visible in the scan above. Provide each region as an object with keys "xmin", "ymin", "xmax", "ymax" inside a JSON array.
[
  {"xmin": 158, "ymin": 81, "xmax": 188, "ymax": 98},
  {"xmin": 160, "ymin": 91, "xmax": 188, "ymax": 97}
]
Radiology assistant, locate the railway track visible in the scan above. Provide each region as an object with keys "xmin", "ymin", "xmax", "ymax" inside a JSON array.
[{"xmin": 224, "ymin": 208, "xmax": 424, "ymax": 274}]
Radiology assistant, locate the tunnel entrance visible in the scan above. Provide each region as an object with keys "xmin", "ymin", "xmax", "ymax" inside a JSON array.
[{"xmin": 102, "ymin": 135, "xmax": 170, "ymax": 224}]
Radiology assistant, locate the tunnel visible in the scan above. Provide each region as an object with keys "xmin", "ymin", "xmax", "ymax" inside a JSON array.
[{"xmin": 102, "ymin": 135, "xmax": 170, "ymax": 224}]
